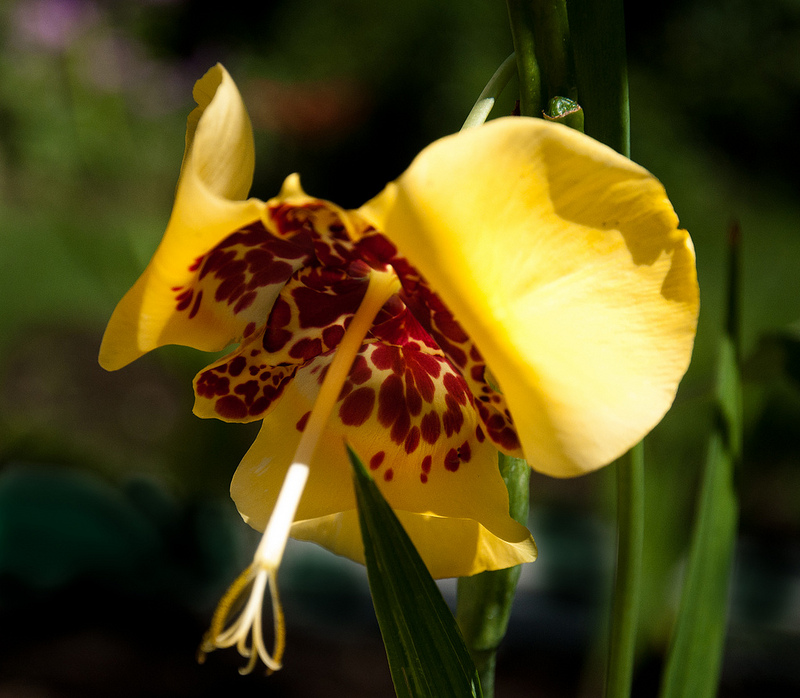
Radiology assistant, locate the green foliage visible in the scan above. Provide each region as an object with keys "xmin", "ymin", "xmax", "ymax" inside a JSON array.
[
  {"xmin": 349, "ymin": 446, "xmax": 483, "ymax": 698},
  {"xmin": 660, "ymin": 229, "xmax": 742, "ymax": 697}
]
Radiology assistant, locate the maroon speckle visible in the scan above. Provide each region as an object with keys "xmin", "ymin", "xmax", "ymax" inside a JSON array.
[
  {"xmin": 269, "ymin": 297, "xmax": 292, "ymax": 327},
  {"xmin": 355, "ymin": 233, "xmax": 397, "ymax": 264},
  {"xmin": 377, "ymin": 373, "xmax": 404, "ymax": 427},
  {"xmin": 383, "ymin": 469, "xmax": 394, "ymax": 482},
  {"xmin": 404, "ymin": 426, "xmax": 420, "ymax": 454},
  {"xmin": 420, "ymin": 473, "xmax": 428, "ymax": 484},
  {"xmin": 369, "ymin": 451, "xmax": 385, "ymax": 470},
  {"xmin": 443, "ymin": 373, "xmax": 469, "ymax": 406},
  {"xmin": 233, "ymin": 291, "xmax": 257, "ymax": 314},
  {"xmin": 322, "ymin": 324, "xmax": 345, "ymax": 349},
  {"xmin": 215, "ymin": 395, "xmax": 248, "ymax": 420},
  {"xmin": 404, "ymin": 375, "xmax": 422, "ymax": 416},
  {"xmin": 475, "ymin": 426, "xmax": 485, "ymax": 443},
  {"xmin": 421, "ymin": 455, "xmax": 432, "ymax": 473},
  {"xmin": 189, "ymin": 290, "xmax": 203, "ymax": 319},
  {"xmin": 390, "ymin": 408, "xmax": 412, "ymax": 445},
  {"xmin": 263, "ymin": 328, "xmax": 292, "ymax": 353},
  {"xmin": 248, "ymin": 259, "xmax": 293, "ymax": 286},
  {"xmin": 215, "ymin": 274, "xmax": 246, "ymax": 303},
  {"xmin": 244, "ymin": 322, "xmax": 256, "ymax": 338},
  {"xmin": 234, "ymin": 380, "xmax": 260, "ymax": 405},
  {"xmin": 371, "ymin": 344, "xmax": 396, "ymax": 371},
  {"xmin": 196, "ymin": 371, "xmax": 230, "ymax": 398},
  {"xmin": 175, "ymin": 288, "xmax": 193, "ymax": 311},
  {"xmin": 296, "ymin": 411, "xmax": 311, "ymax": 432},
  {"xmin": 228, "ymin": 356, "xmax": 247, "ymax": 377},
  {"xmin": 349, "ymin": 354, "xmax": 372, "ymax": 385},
  {"xmin": 458, "ymin": 440, "xmax": 472, "ymax": 462},
  {"xmin": 433, "ymin": 309, "xmax": 469, "ymax": 343},
  {"xmin": 420, "ymin": 411, "xmax": 441, "ymax": 445},
  {"xmin": 443, "ymin": 397, "xmax": 465, "ymax": 437},
  {"xmin": 288, "ymin": 337, "xmax": 323, "ymax": 361},
  {"xmin": 444, "ymin": 448, "xmax": 460, "ymax": 472},
  {"xmin": 339, "ymin": 387, "xmax": 376, "ymax": 427},
  {"xmin": 292, "ymin": 283, "xmax": 365, "ymax": 329}
]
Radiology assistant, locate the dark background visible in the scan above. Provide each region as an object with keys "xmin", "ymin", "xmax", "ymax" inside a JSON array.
[{"xmin": 1, "ymin": 0, "xmax": 799, "ymax": 695}]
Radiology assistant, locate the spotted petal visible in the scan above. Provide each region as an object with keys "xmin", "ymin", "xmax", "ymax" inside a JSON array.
[
  {"xmin": 100, "ymin": 64, "xmax": 271, "ymax": 370},
  {"xmin": 360, "ymin": 117, "xmax": 699, "ymax": 477},
  {"xmin": 230, "ymin": 343, "xmax": 536, "ymax": 579}
]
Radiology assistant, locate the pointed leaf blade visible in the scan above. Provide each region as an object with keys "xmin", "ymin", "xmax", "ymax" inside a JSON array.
[{"xmin": 348, "ymin": 445, "xmax": 482, "ymax": 698}]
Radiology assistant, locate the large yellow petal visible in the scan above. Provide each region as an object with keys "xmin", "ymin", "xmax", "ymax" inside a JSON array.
[
  {"xmin": 100, "ymin": 64, "xmax": 266, "ymax": 370},
  {"xmin": 360, "ymin": 117, "xmax": 699, "ymax": 477},
  {"xmin": 230, "ymin": 347, "xmax": 536, "ymax": 578}
]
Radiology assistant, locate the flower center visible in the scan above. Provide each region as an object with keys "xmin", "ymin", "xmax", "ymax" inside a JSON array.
[{"xmin": 198, "ymin": 265, "xmax": 401, "ymax": 673}]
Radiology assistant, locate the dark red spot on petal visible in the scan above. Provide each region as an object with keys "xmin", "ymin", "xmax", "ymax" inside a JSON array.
[
  {"xmin": 339, "ymin": 387, "xmax": 376, "ymax": 427},
  {"xmin": 390, "ymin": 408, "xmax": 411, "ymax": 445},
  {"xmin": 234, "ymin": 380, "xmax": 260, "ymax": 405},
  {"xmin": 443, "ymin": 397, "xmax": 465, "ymax": 437},
  {"xmin": 228, "ymin": 356, "xmax": 247, "ymax": 377},
  {"xmin": 444, "ymin": 448, "xmax": 460, "ymax": 472},
  {"xmin": 443, "ymin": 372, "xmax": 469, "ymax": 406},
  {"xmin": 377, "ymin": 373, "xmax": 404, "ymax": 427},
  {"xmin": 420, "ymin": 411, "xmax": 441, "ymax": 445},
  {"xmin": 189, "ymin": 290, "xmax": 203, "ymax": 319},
  {"xmin": 322, "ymin": 324, "xmax": 345, "ymax": 350},
  {"xmin": 215, "ymin": 395, "xmax": 248, "ymax": 420},
  {"xmin": 269, "ymin": 297, "xmax": 292, "ymax": 327},
  {"xmin": 349, "ymin": 354, "xmax": 372, "ymax": 385},
  {"xmin": 421, "ymin": 455, "xmax": 432, "ymax": 473},
  {"xmin": 369, "ymin": 451, "xmax": 385, "ymax": 470},
  {"xmin": 296, "ymin": 411, "xmax": 311, "ymax": 432},
  {"xmin": 176, "ymin": 288, "xmax": 193, "ymax": 311},
  {"xmin": 383, "ymin": 468, "xmax": 394, "ymax": 482},
  {"xmin": 233, "ymin": 290, "xmax": 257, "ymax": 314},
  {"xmin": 371, "ymin": 344, "xmax": 395, "ymax": 371},
  {"xmin": 263, "ymin": 328, "xmax": 292, "ymax": 353},
  {"xmin": 196, "ymin": 371, "xmax": 230, "ymax": 398},
  {"xmin": 288, "ymin": 337, "xmax": 323, "ymax": 361},
  {"xmin": 404, "ymin": 426, "xmax": 420, "ymax": 454}
]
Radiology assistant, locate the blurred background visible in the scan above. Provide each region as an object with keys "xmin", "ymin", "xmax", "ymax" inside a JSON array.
[{"xmin": 1, "ymin": 0, "xmax": 799, "ymax": 695}]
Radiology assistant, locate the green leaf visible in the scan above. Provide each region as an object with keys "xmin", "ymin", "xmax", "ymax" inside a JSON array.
[
  {"xmin": 660, "ymin": 224, "xmax": 742, "ymax": 698},
  {"xmin": 605, "ymin": 442, "xmax": 644, "ymax": 698},
  {"xmin": 348, "ymin": 446, "xmax": 483, "ymax": 698}
]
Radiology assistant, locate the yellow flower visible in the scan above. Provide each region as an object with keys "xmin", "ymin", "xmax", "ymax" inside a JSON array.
[{"xmin": 100, "ymin": 64, "xmax": 698, "ymax": 672}]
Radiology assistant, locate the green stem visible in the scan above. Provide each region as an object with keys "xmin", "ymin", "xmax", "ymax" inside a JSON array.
[
  {"xmin": 567, "ymin": 0, "xmax": 630, "ymax": 155},
  {"xmin": 505, "ymin": 0, "xmax": 542, "ymax": 116},
  {"xmin": 605, "ymin": 442, "xmax": 644, "ymax": 698},
  {"xmin": 530, "ymin": 0, "xmax": 576, "ymax": 102},
  {"xmin": 456, "ymin": 454, "xmax": 531, "ymax": 698},
  {"xmin": 566, "ymin": 2, "xmax": 639, "ymax": 694}
]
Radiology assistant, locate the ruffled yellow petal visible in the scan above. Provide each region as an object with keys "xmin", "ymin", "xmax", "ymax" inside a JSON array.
[
  {"xmin": 360, "ymin": 117, "xmax": 699, "ymax": 477},
  {"xmin": 100, "ymin": 64, "xmax": 266, "ymax": 370},
  {"xmin": 291, "ymin": 510, "xmax": 535, "ymax": 579},
  {"xmin": 230, "ymin": 350, "xmax": 536, "ymax": 578}
]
